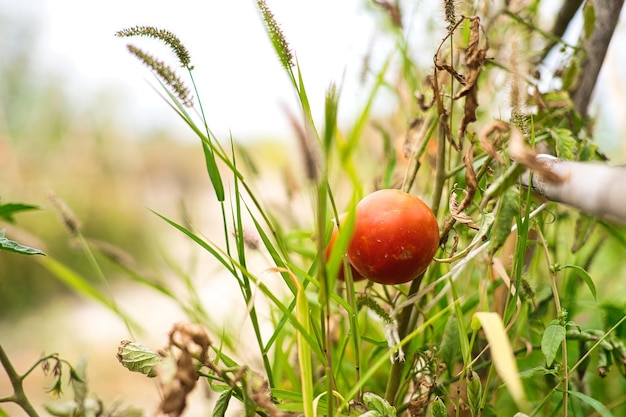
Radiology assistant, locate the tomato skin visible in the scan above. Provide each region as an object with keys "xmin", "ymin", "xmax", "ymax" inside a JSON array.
[
  {"xmin": 325, "ymin": 214, "xmax": 366, "ymax": 282},
  {"xmin": 347, "ymin": 189, "xmax": 439, "ymax": 285}
]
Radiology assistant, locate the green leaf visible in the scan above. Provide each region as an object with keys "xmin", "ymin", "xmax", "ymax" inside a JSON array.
[
  {"xmin": 558, "ymin": 264, "xmax": 597, "ymax": 301},
  {"xmin": 439, "ymin": 314, "xmax": 460, "ymax": 367},
  {"xmin": 431, "ymin": 398, "xmax": 448, "ymax": 417},
  {"xmin": 466, "ymin": 370, "xmax": 482, "ymax": 417},
  {"xmin": 489, "ymin": 187, "xmax": 519, "ymax": 255},
  {"xmin": 362, "ymin": 392, "xmax": 396, "ymax": 417},
  {"xmin": 242, "ymin": 378, "xmax": 257, "ymax": 417},
  {"xmin": 70, "ymin": 359, "xmax": 88, "ymax": 405},
  {"xmin": 571, "ymin": 213, "xmax": 597, "ymax": 253},
  {"xmin": 0, "ymin": 202, "xmax": 39, "ymax": 223},
  {"xmin": 116, "ymin": 341, "xmax": 161, "ymax": 377},
  {"xmin": 201, "ymin": 140, "xmax": 225, "ymax": 202},
  {"xmin": 519, "ymin": 365, "xmax": 559, "ymax": 379},
  {"xmin": 541, "ymin": 323, "xmax": 566, "ymax": 367},
  {"xmin": 38, "ymin": 256, "xmax": 140, "ymax": 330},
  {"xmin": 0, "ymin": 230, "xmax": 45, "ymax": 255},
  {"xmin": 212, "ymin": 389, "xmax": 233, "ymax": 417},
  {"xmin": 44, "ymin": 401, "xmax": 79, "ymax": 417},
  {"xmin": 551, "ymin": 128, "xmax": 577, "ymax": 161},
  {"xmin": 566, "ymin": 389, "xmax": 613, "ymax": 417},
  {"xmin": 561, "ymin": 58, "xmax": 580, "ymax": 91},
  {"xmin": 582, "ymin": 1, "xmax": 596, "ymax": 39}
]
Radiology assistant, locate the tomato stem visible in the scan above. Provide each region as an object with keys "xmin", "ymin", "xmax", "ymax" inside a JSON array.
[{"xmin": 383, "ymin": 274, "xmax": 424, "ymax": 404}]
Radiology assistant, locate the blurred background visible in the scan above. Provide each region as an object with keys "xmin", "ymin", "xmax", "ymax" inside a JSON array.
[{"xmin": 1, "ymin": 0, "xmax": 625, "ymax": 416}]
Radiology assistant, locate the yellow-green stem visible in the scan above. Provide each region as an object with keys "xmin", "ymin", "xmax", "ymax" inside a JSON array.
[{"xmin": 383, "ymin": 274, "xmax": 424, "ymax": 404}]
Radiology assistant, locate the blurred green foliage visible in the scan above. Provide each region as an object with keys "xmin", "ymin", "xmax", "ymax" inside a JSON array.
[{"xmin": 0, "ymin": 10, "xmax": 193, "ymax": 317}]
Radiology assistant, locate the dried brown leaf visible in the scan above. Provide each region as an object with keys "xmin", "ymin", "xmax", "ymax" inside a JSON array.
[
  {"xmin": 455, "ymin": 17, "xmax": 489, "ymax": 140},
  {"xmin": 157, "ymin": 323, "xmax": 213, "ymax": 417},
  {"xmin": 373, "ymin": 0, "xmax": 402, "ymax": 28},
  {"xmin": 415, "ymin": 77, "xmax": 436, "ymax": 111},
  {"xmin": 449, "ymin": 188, "xmax": 479, "ymax": 230},
  {"xmin": 434, "ymin": 62, "xmax": 466, "ymax": 85},
  {"xmin": 403, "ymin": 118, "xmax": 424, "ymax": 158},
  {"xmin": 509, "ymin": 128, "xmax": 563, "ymax": 183},
  {"xmin": 479, "ymin": 121, "xmax": 508, "ymax": 163},
  {"xmin": 249, "ymin": 372, "xmax": 298, "ymax": 417},
  {"xmin": 440, "ymin": 111, "xmax": 461, "ymax": 152}
]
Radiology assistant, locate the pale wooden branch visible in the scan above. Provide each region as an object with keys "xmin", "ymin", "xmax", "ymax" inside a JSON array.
[
  {"xmin": 571, "ymin": 0, "xmax": 625, "ymax": 116},
  {"xmin": 521, "ymin": 154, "xmax": 626, "ymax": 223}
]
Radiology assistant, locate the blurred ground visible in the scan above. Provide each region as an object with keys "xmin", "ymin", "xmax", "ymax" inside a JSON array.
[{"xmin": 0, "ymin": 136, "xmax": 295, "ymax": 416}]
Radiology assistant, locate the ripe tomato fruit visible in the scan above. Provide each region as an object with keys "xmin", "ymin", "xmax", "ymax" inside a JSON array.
[
  {"xmin": 325, "ymin": 213, "xmax": 366, "ymax": 282},
  {"xmin": 347, "ymin": 189, "xmax": 439, "ymax": 285}
]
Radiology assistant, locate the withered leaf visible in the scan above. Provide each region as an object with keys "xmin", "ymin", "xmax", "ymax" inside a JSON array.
[
  {"xmin": 456, "ymin": 17, "xmax": 489, "ymax": 140},
  {"xmin": 449, "ymin": 188, "xmax": 479, "ymax": 230},
  {"xmin": 479, "ymin": 120, "xmax": 508, "ymax": 163}
]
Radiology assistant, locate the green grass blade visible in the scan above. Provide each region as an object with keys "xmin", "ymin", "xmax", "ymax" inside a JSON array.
[
  {"xmin": 37, "ymin": 256, "xmax": 140, "ymax": 331},
  {"xmin": 151, "ymin": 210, "xmax": 237, "ymax": 277},
  {"xmin": 565, "ymin": 389, "xmax": 614, "ymax": 417}
]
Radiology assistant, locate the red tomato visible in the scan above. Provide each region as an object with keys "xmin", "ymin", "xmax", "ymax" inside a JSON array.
[
  {"xmin": 325, "ymin": 213, "xmax": 366, "ymax": 282},
  {"xmin": 347, "ymin": 189, "xmax": 439, "ymax": 285}
]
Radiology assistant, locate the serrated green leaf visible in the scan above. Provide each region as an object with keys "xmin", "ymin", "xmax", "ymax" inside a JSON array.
[
  {"xmin": 582, "ymin": 1, "xmax": 596, "ymax": 39},
  {"xmin": 551, "ymin": 128, "xmax": 577, "ymax": 161},
  {"xmin": 116, "ymin": 341, "xmax": 161, "ymax": 377},
  {"xmin": 571, "ymin": 213, "xmax": 597, "ymax": 253},
  {"xmin": 542, "ymin": 323, "xmax": 566, "ymax": 367},
  {"xmin": 439, "ymin": 315, "xmax": 460, "ymax": 367},
  {"xmin": 565, "ymin": 389, "xmax": 613, "ymax": 417},
  {"xmin": 431, "ymin": 398, "xmax": 448, "ymax": 417},
  {"xmin": 489, "ymin": 187, "xmax": 519, "ymax": 255},
  {"xmin": 212, "ymin": 389, "xmax": 233, "ymax": 417},
  {"xmin": 0, "ymin": 202, "xmax": 39, "ymax": 223},
  {"xmin": 0, "ymin": 230, "xmax": 45, "ymax": 255}
]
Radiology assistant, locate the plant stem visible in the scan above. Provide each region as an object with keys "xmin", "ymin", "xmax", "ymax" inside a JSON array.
[
  {"xmin": 0, "ymin": 345, "xmax": 40, "ymax": 417},
  {"xmin": 538, "ymin": 231, "xmax": 568, "ymax": 417},
  {"xmin": 383, "ymin": 275, "xmax": 423, "ymax": 404}
]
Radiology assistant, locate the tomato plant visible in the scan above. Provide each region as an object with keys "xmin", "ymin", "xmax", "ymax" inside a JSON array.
[{"xmin": 347, "ymin": 189, "xmax": 439, "ymax": 285}]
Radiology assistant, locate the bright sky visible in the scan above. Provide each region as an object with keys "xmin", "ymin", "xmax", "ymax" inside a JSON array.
[
  {"xmin": 2, "ymin": 0, "xmax": 625, "ymax": 150},
  {"xmin": 5, "ymin": 0, "xmax": 407, "ymax": 141}
]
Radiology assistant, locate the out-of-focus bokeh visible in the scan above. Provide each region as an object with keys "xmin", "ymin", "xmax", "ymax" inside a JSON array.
[
  {"xmin": 1, "ymin": 0, "xmax": 626, "ymax": 416},
  {"xmin": 0, "ymin": 1, "xmax": 402, "ymax": 415}
]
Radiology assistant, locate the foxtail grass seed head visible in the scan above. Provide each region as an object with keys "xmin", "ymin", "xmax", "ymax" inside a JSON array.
[
  {"xmin": 256, "ymin": 0, "xmax": 294, "ymax": 69},
  {"xmin": 47, "ymin": 191, "xmax": 81, "ymax": 236},
  {"xmin": 443, "ymin": 0, "xmax": 457, "ymax": 32},
  {"xmin": 126, "ymin": 44, "xmax": 194, "ymax": 107},
  {"xmin": 116, "ymin": 26, "xmax": 192, "ymax": 69},
  {"xmin": 508, "ymin": 38, "xmax": 530, "ymax": 138}
]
